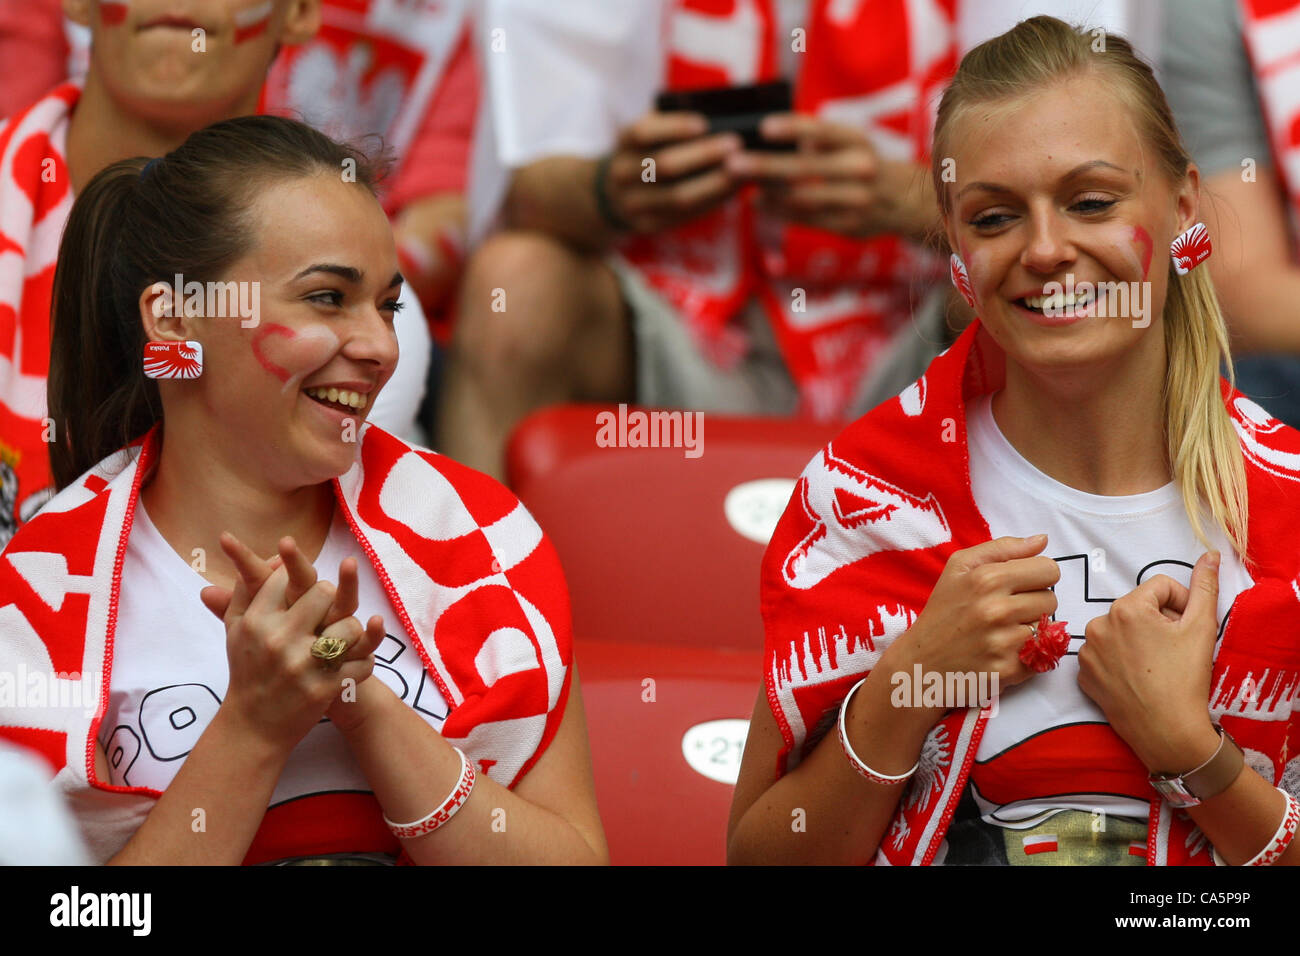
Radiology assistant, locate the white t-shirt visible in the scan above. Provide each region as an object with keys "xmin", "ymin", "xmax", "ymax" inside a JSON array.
[
  {"xmin": 948, "ymin": 393, "xmax": 1253, "ymax": 859},
  {"xmin": 100, "ymin": 502, "xmax": 448, "ymax": 806}
]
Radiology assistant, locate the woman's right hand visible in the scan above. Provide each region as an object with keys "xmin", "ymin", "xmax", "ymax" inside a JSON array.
[
  {"xmin": 209, "ymin": 533, "xmax": 377, "ymax": 753},
  {"xmin": 885, "ymin": 533, "xmax": 1060, "ymax": 698}
]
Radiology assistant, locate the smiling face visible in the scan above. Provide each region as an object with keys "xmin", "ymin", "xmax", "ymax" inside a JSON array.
[
  {"xmin": 146, "ymin": 172, "xmax": 402, "ymax": 491},
  {"xmin": 942, "ymin": 72, "xmax": 1199, "ymax": 376},
  {"xmin": 65, "ymin": 0, "xmax": 318, "ymax": 124}
]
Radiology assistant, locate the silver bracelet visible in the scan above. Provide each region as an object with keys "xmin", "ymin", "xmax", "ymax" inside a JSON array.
[{"xmin": 837, "ymin": 677, "xmax": 918, "ymax": 785}]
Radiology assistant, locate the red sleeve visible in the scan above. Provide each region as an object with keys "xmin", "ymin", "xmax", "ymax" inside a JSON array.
[
  {"xmin": 0, "ymin": 1, "xmax": 68, "ymax": 120},
  {"xmin": 383, "ymin": 26, "xmax": 478, "ymax": 215}
]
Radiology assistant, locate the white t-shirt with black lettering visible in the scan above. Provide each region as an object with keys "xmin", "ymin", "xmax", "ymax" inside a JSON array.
[{"xmin": 936, "ymin": 393, "xmax": 1253, "ymax": 865}]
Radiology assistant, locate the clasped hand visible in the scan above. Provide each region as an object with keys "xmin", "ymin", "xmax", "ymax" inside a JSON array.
[{"xmin": 198, "ymin": 533, "xmax": 386, "ymax": 749}]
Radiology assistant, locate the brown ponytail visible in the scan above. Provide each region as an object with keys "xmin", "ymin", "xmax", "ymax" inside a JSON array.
[{"xmin": 48, "ymin": 115, "xmax": 388, "ymax": 488}]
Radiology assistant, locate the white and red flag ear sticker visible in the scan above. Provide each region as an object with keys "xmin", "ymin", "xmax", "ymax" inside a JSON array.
[
  {"xmin": 1171, "ymin": 222, "xmax": 1212, "ymax": 275},
  {"xmin": 143, "ymin": 341, "xmax": 203, "ymax": 380}
]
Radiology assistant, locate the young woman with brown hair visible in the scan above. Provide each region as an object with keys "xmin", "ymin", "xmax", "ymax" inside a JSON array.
[
  {"xmin": 0, "ymin": 114, "xmax": 606, "ymax": 865},
  {"xmin": 0, "ymin": 0, "xmax": 432, "ymax": 550},
  {"xmin": 728, "ymin": 16, "xmax": 1300, "ymax": 867}
]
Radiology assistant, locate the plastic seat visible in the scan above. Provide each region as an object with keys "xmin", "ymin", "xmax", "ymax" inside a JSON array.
[{"xmin": 506, "ymin": 404, "xmax": 843, "ymax": 865}]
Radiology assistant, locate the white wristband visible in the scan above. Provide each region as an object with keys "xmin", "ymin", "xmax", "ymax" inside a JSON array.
[
  {"xmin": 1212, "ymin": 787, "xmax": 1299, "ymax": 866},
  {"xmin": 383, "ymin": 747, "xmax": 477, "ymax": 840}
]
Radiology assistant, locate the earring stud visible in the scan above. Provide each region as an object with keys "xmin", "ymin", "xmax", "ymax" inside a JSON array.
[
  {"xmin": 143, "ymin": 341, "xmax": 203, "ymax": 379},
  {"xmin": 1171, "ymin": 222, "xmax": 1211, "ymax": 275}
]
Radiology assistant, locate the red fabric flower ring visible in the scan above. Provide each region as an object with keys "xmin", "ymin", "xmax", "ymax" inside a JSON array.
[{"xmin": 1018, "ymin": 613, "xmax": 1071, "ymax": 673}]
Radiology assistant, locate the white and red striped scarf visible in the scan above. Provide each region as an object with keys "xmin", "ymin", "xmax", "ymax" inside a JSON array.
[
  {"xmin": 0, "ymin": 422, "xmax": 572, "ymax": 863},
  {"xmin": 1240, "ymin": 0, "xmax": 1300, "ymax": 236},
  {"xmin": 619, "ymin": 0, "xmax": 956, "ymax": 420},
  {"xmin": 0, "ymin": 83, "xmax": 77, "ymax": 550},
  {"xmin": 760, "ymin": 318, "xmax": 1300, "ymax": 865}
]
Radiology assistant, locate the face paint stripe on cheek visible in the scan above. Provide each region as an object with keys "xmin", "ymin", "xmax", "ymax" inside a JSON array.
[
  {"xmin": 251, "ymin": 324, "xmax": 293, "ymax": 383},
  {"xmin": 99, "ymin": 0, "xmax": 129, "ymax": 26},
  {"xmin": 251, "ymin": 323, "xmax": 344, "ymax": 394},
  {"xmin": 233, "ymin": 0, "xmax": 273, "ymax": 44},
  {"xmin": 1133, "ymin": 225, "xmax": 1154, "ymax": 280}
]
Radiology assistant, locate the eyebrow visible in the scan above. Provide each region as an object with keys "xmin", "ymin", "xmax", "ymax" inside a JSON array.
[
  {"xmin": 293, "ymin": 264, "xmax": 405, "ymax": 289},
  {"xmin": 955, "ymin": 160, "xmax": 1130, "ymax": 201}
]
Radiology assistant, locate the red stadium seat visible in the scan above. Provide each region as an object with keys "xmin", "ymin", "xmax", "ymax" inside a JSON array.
[{"xmin": 506, "ymin": 404, "xmax": 844, "ymax": 865}]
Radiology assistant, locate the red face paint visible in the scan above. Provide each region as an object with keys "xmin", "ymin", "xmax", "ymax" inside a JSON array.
[
  {"xmin": 251, "ymin": 322, "xmax": 342, "ymax": 392},
  {"xmin": 1132, "ymin": 225, "xmax": 1154, "ymax": 280},
  {"xmin": 233, "ymin": 0, "xmax": 273, "ymax": 43},
  {"xmin": 251, "ymin": 324, "xmax": 293, "ymax": 383},
  {"xmin": 99, "ymin": 1, "xmax": 129, "ymax": 27}
]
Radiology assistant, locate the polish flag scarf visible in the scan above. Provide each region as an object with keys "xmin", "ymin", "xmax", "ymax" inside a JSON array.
[
  {"xmin": 760, "ymin": 318, "xmax": 1300, "ymax": 865},
  {"xmin": 619, "ymin": 0, "xmax": 956, "ymax": 420},
  {"xmin": 0, "ymin": 422, "xmax": 572, "ymax": 863},
  {"xmin": 260, "ymin": 0, "xmax": 468, "ymax": 199},
  {"xmin": 0, "ymin": 83, "xmax": 78, "ymax": 551},
  {"xmin": 1240, "ymin": 0, "xmax": 1300, "ymax": 237}
]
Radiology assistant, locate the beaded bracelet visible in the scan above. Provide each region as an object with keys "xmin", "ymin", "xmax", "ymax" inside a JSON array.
[
  {"xmin": 1211, "ymin": 787, "xmax": 1299, "ymax": 866},
  {"xmin": 837, "ymin": 676, "xmax": 918, "ymax": 785},
  {"xmin": 383, "ymin": 747, "xmax": 477, "ymax": 839}
]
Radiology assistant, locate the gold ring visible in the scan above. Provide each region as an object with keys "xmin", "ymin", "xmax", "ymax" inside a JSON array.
[{"xmin": 310, "ymin": 635, "xmax": 349, "ymax": 669}]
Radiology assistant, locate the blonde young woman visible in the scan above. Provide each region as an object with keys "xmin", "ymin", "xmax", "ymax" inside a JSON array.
[{"xmin": 728, "ymin": 16, "xmax": 1300, "ymax": 866}]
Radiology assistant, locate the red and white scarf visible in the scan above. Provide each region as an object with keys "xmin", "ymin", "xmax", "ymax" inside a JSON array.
[
  {"xmin": 619, "ymin": 0, "xmax": 956, "ymax": 420},
  {"xmin": 0, "ymin": 83, "xmax": 78, "ymax": 550},
  {"xmin": 1240, "ymin": 0, "xmax": 1300, "ymax": 237},
  {"xmin": 760, "ymin": 318, "xmax": 1300, "ymax": 865},
  {"xmin": 0, "ymin": 422, "xmax": 572, "ymax": 863}
]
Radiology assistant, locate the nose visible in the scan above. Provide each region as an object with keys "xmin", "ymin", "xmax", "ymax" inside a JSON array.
[
  {"xmin": 342, "ymin": 302, "xmax": 401, "ymax": 376},
  {"xmin": 1020, "ymin": 205, "xmax": 1076, "ymax": 275}
]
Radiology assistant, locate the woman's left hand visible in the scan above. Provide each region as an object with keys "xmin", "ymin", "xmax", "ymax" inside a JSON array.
[{"xmin": 1076, "ymin": 551, "xmax": 1223, "ymax": 772}]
